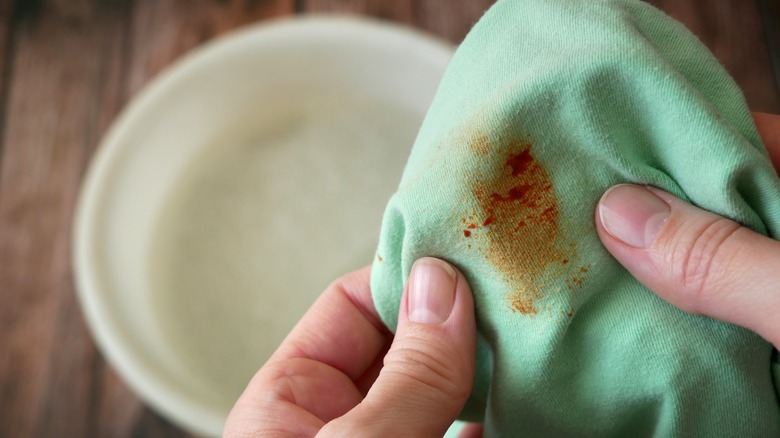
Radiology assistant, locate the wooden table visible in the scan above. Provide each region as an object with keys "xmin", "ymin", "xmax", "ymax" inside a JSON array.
[{"xmin": 0, "ymin": 1, "xmax": 777, "ymax": 437}]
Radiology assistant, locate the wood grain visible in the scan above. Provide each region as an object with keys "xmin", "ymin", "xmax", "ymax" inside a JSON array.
[
  {"xmin": 300, "ymin": 0, "xmax": 494, "ymax": 42},
  {"xmin": 0, "ymin": 0, "xmax": 776, "ymax": 437},
  {"xmin": 650, "ymin": 0, "xmax": 780, "ymax": 112},
  {"xmin": 0, "ymin": 1, "xmax": 121, "ymax": 436}
]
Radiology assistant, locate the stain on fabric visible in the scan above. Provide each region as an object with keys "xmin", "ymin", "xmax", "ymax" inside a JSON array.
[
  {"xmin": 505, "ymin": 149, "xmax": 534, "ymax": 176},
  {"xmin": 462, "ymin": 135, "xmax": 588, "ymax": 315},
  {"xmin": 571, "ymin": 266, "xmax": 589, "ymax": 288},
  {"xmin": 469, "ymin": 131, "xmax": 491, "ymax": 156},
  {"xmin": 512, "ymin": 294, "xmax": 538, "ymax": 315}
]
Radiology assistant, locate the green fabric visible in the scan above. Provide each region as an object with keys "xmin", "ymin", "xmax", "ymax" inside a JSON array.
[{"xmin": 370, "ymin": 0, "xmax": 780, "ymax": 436}]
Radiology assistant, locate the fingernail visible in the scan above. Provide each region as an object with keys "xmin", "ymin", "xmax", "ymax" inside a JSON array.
[
  {"xmin": 598, "ymin": 184, "xmax": 671, "ymax": 248},
  {"xmin": 408, "ymin": 258, "xmax": 457, "ymax": 324}
]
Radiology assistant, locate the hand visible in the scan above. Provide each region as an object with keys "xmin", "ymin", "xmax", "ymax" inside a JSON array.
[
  {"xmin": 595, "ymin": 112, "xmax": 780, "ymax": 349},
  {"xmin": 224, "ymin": 258, "xmax": 483, "ymax": 437}
]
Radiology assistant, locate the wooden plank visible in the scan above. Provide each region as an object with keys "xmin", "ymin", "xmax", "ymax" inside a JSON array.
[
  {"xmin": 126, "ymin": 0, "xmax": 295, "ymax": 97},
  {"xmin": 299, "ymin": 0, "xmax": 495, "ymax": 43},
  {"xmin": 409, "ymin": 0, "xmax": 495, "ymax": 43},
  {"xmin": 0, "ymin": 0, "xmax": 17, "ymax": 170},
  {"xmin": 650, "ymin": 0, "xmax": 780, "ymax": 113},
  {"xmin": 0, "ymin": 0, "xmax": 126, "ymax": 435},
  {"xmin": 758, "ymin": 0, "xmax": 780, "ymax": 107}
]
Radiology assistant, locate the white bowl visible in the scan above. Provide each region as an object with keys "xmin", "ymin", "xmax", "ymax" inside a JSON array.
[{"xmin": 73, "ymin": 17, "xmax": 452, "ymax": 436}]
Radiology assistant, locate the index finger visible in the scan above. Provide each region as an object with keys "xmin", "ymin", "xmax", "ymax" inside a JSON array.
[{"xmin": 269, "ymin": 265, "xmax": 390, "ymax": 382}]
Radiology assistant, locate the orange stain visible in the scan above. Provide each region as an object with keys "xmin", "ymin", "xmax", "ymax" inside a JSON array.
[{"xmin": 462, "ymin": 135, "xmax": 588, "ymax": 315}]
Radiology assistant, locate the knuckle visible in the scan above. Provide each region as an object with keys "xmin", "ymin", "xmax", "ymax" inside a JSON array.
[
  {"xmin": 225, "ymin": 360, "xmax": 318, "ymax": 437},
  {"xmin": 663, "ymin": 216, "xmax": 741, "ymax": 312},
  {"xmin": 383, "ymin": 333, "xmax": 468, "ymax": 400}
]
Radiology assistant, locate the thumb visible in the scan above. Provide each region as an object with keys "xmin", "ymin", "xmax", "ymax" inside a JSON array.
[
  {"xmin": 595, "ymin": 184, "xmax": 780, "ymax": 348},
  {"xmin": 319, "ymin": 257, "xmax": 477, "ymax": 437}
]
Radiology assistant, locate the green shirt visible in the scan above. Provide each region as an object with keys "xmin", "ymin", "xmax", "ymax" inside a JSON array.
[{"xmin": 371, "ymin": 0, "xmax": 780, "ymax": 435}]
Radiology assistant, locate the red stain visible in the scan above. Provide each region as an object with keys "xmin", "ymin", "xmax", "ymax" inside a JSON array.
[
  {"xmin": 476, "ymin": 141, "xmax": 562, "ymax": 315},
  {"xmin": 464, "ymin": 230, "xmax": 472, "ymax": 237},
  {"xmin": 513, "ymin": 220, "xmax": 527, "ymax": 232},
  {"xmin": 490, "ymin": 185, "xmax": 533, "ymax": 203},
  {"xmin": 506, "ymin": 149, "xmax": 534, "ymax": 176},
  {"xmin": 461, "ymin": 136, "xmax": 588, "ymax": 315}
]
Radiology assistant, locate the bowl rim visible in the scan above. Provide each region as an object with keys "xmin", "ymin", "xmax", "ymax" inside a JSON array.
[{"xmin": 72, "ymin": 15, "xmax": 454, "ymax": 436}]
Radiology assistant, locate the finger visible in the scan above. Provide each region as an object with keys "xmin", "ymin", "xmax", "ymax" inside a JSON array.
[
  {"xmin": 271, "ymin": 266, "xmax": 390, "ymax": 380},
  {"xmin": 319, "ymin": 258, "xmax": 478, "ymax": 437},
  {"xmin": 752, "ymin": 112, "xmax": 780, "ymax": 171},
  {"xmin": 225, "ymin": 266, "xmax": 391, "ymax": 437},
  {"xmin": 225, "ymin": 357, "xmax": 363, "ymax": 437},
  {"xmin": 595, "ymin": 184, "xmax": 780, "ymax": 348},
  {"xmin": 353, "ymin": 333, "xmax": 392, "ymax": 395}
]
